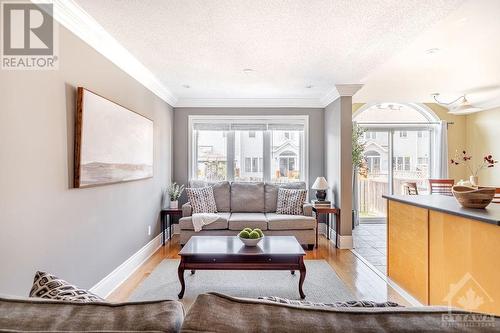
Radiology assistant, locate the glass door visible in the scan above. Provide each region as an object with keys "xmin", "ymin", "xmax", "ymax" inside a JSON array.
[
  {"xmin": 358, "ymin": 130, "xmax": 390, "ymax": 221},
  {"xmin": 392, "ymin": 129, "xmax": 431, "ymax": 195}
]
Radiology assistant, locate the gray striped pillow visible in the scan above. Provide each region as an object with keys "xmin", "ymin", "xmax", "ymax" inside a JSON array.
[
  {"xmin": 186, "ymin": 187, "xmax": 218, "ymax": 214},
  {"xmin": 276, "ymin": 188, "xmax": 307, "ymax": 215}
]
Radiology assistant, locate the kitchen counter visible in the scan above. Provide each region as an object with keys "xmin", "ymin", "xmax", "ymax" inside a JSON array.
[
  {"xmin": 383, "ymin": 194, "xmax": 500, "ymax": 226},
  {"xmin": 384, "ymin": 194, "xmax": 500, "ymax": 315}
]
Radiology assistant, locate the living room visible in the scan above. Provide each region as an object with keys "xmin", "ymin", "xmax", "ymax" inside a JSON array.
[{"xmin": 1, "ymin": 0, "xmax": 499, "ymax": 331}]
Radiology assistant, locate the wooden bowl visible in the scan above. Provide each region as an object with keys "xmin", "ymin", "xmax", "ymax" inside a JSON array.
[{"xmin": 452, "ymin": 186, "xmax": 496, "ymax": 209}]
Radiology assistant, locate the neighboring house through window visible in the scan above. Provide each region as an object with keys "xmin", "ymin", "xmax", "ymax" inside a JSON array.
[{"xmin": 190, "ymin": 116, "xmax": 308, "ymax": 183}]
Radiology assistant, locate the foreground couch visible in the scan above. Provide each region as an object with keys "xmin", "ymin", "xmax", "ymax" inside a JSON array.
[
  {"xmin": 0, "ymin": 294, "xmax": 184, "ymax": 332},
  {"xmin": 180, "ymin": 181, "xmax": 316, "ymax": 247},
  {"xmin": 2, "ymin": 293, "xmax": 498, "ymax": 332},
  {"xmin": 182, "ymin": 293, "xmax": 500, "ymax": 332}
]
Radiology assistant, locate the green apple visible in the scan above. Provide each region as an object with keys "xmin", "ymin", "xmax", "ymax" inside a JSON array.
[
  {"xmin": 239, "ymin": 230, "xmax": 250, "ymax": 239},
  {"xmin": 249, "ymin": 231, "xmax": 260, "ymax": 239}
]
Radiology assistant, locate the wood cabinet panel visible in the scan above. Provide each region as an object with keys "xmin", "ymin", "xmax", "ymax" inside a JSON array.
[
  {"xmin": 429, "ymin": 211, "xmax": 500, "ymax": 315},
  {"xmin": 388, "ymin": 201, "xmax": 429, "ymax": 304}
]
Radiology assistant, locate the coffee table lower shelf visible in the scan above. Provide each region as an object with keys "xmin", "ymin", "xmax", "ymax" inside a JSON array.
[{"xmin": 177, "ymin": 255, "xmax": 306, "ymax": 299}]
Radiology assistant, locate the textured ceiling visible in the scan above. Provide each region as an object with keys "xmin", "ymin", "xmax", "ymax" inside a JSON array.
[{"xmin": 75, "ymin": 0, "xmax": 465, "ymax": 104}]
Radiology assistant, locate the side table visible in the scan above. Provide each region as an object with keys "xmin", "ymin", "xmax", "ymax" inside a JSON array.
[
  {"xmin": 160, "ymin": 208, "xmax": 182, "ymax": 245},
  {"xmin": 311, "ymin": 204, "xmax": 341, "ymax": 249}
]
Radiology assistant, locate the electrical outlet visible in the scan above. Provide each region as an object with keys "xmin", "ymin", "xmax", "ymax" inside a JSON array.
[{"xmin": 148, "ymin": 225, "xmax": 151, "ymax": 236}]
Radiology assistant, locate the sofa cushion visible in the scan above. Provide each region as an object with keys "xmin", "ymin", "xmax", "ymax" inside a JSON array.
[
  {"xmin": 228, "ymin": 213, "xmax": 268, "ymax": 230},
  {"xmin": 181, "ymin": 293, "xmax": 499, "ymax": 333},
  {"xmin": 29, "ymin": 271, "xmax": 104, "ymax": 303},
  {"xmin": 230, "ymin": 182, "xmax": 265, "ymax": 212},
  {"xmin": 266, "ymin": 213, "xmax": 315, "ymax": 230},
  {"xmin": 179, "ymin": 212, "xmax": 230, "ymax": 230},
  {"xmin": 0, "ymin": 295, "xmax": 184, "ymax": 332},
  {"xmin": 190, "ymin": 180, "xmax": 231, "ymax": 212},
  {"xmin": 265, "ymin": 182, "xmax": 306, "ymax": 212},
  {"xmin": 276, "ymin": 188, "xmax": 307, "ymax": 215},
  {"xmin": 186, "ymin": 187, "xmax": 218, "ymax": 213}
]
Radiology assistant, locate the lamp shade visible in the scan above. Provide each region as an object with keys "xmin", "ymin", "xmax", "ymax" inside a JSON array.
[{"xmin": 312, "ymin": 177, "xmax": 329, "ymax": 190}]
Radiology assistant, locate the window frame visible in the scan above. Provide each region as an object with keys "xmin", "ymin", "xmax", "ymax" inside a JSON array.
[{"xmin": 188, "ymin": 115, "xmax": 309, "ymax": 185}]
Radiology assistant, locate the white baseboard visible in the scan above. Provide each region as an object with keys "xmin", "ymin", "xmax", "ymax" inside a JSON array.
[
  {"xmin": 89, "ymin": 234, "xmax": 162, "ymax": 299},
  {"xmin": 323, "ymin": 225, "xmax": 353, "ymax": 249}
]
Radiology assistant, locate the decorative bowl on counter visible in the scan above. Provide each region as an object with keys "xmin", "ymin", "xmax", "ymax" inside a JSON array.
[{"xmin": 452, "ymin": 186, "xmax": 496, "ymax": 209}]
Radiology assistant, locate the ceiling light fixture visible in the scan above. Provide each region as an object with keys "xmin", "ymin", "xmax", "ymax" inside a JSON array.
[
  {"xmin": 425, "ymin": 48, "xmax": 440, "ymax": 55},
  {"xmin": 431, "ymin": 93, "xmax": 482, "ymax": 115},
  {"xmin": 305, "ymin": 85, "xmax": 313, "ymax": 89},
  {"xmin": 242, "ymin": 68, "xmax": 254, "ymax": 74}
]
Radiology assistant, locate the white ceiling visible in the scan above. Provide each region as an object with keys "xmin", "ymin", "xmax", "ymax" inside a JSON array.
[
  {"xmin": 73, "ymin": 0, "xmax": 473, "ymax": 107},
  {"xmin": 355, "ymin": 0, "xmax": 500, "ymax": 110}
]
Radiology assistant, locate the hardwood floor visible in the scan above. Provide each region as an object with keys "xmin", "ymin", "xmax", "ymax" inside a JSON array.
[{"xmin": 107, "ymin": 234, "xmax": 411, "ymax": 305}]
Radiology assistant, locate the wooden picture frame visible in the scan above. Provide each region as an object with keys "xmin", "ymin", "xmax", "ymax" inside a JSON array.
[{"xmin": 74, "ymin": 87, "xmax": 154, "ymax": 188}]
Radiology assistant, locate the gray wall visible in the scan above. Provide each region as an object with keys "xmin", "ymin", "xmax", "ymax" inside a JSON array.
[
  {"xmin": 0, "ymin": 27, "xmax": 173, "ymax": 296},
  {"xmin": 173, "ymin": 107, "xmax": 324, "ymax": 199},
  {"xmin": 325, "ymin": 97, "xmax": 353, "ymax": 238}
]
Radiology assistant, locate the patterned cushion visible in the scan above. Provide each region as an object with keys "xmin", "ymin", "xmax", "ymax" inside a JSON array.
[
  {"xmin": 186, "ymin": 187, "xmax": 218, "ymax": 214},
  {"xmin": 258, "ymin": 296, "xmax": 401, "ymax": 308},
  {"xmin": 276, "ymin": 188, "xmax": 307, "ymax": 215},
  {"xmin": 29, "ymin": 271, "xmax": 104, "ymax": 303}
]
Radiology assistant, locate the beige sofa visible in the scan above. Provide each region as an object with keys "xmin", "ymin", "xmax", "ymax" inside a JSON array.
[{"xmin": 179, "ymin": 181, "xmax": 316, "ymax": 248}]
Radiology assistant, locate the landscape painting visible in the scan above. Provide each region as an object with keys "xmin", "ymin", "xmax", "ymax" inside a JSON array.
[{"xmin": 74, "ymin": 87, "xmax": 153, "ymax": 188}]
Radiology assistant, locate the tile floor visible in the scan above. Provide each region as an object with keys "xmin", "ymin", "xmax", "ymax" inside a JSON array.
[{"xmin": 352, "ymin": 224, "xmax": 387, "ymax": 275}]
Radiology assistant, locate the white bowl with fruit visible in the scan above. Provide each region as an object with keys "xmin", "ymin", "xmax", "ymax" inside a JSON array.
[{"xmin": 238, "ymin": 228, "xmax": 264, "ymax": 246}]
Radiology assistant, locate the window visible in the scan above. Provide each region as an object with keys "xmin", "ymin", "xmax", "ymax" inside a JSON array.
[
  {"xmin": 244, "ymin": 157, "xmax": 251, "ymax": 172},
  {"xmin": 195, "ymin": 130, "xmax": 227, "ymax": 181},
  {"xmin": 364, "ymin": 150, "xmax": 381, "ymax": 173},
  {"xmin": 365, "ymin": 131, "xmax": 377, "ymax": 140},
  {"xmin": 393, "ymin": 156, "xmax": 410, "ymax": 171},
  {"xmin": 399, "ymin": 131, "xmax": 408, "ymax": 138},
  {"xmin": 190, "ymin": 116, "xmax": 307, "ymax": 183},
  {"xmin": 417, "ymin": 157, "xmax": 428, "ymax": 165}
]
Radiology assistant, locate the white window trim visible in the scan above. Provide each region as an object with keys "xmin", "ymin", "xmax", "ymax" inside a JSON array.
[{"xmin": 188, "ymin": 115, "xmax": 309, "ymax": 186}]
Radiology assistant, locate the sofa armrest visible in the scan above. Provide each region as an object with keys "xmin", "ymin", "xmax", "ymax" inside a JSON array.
[
  {"xmin": 182, "ymin": 202, "xmax": 192, "ymax": 217},
  {"xmin": 303, "ymin": 203, "xmax": 313, "ymax": 217}
]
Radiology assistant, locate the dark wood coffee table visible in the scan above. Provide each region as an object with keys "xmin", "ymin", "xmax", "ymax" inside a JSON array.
[{"xmin": 177, "ymin": 236, "xmax": 306, "ymax": 299}]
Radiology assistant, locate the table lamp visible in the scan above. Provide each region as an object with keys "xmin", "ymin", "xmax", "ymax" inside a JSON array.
[{"xmin": 312, "ymin": 177, "xmax": 329, "ymax": 201}]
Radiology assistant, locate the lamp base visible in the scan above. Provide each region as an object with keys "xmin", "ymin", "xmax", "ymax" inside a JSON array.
[{"xmin": 315, "ymin": 190, "xmax": 327, "ymax": 201}]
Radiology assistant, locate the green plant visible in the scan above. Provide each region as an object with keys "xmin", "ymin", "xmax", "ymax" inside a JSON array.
[
  {"xmin": 167, "ymin": 182, "xmax": 185, "ymax": 201},
  {"xmin": 352, "ymin": 123, "xmax": 367, "ymax": 176}
]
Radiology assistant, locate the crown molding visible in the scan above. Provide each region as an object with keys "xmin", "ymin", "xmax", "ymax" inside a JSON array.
[
  {"xmin": 175, "ymin": 98, "xmax": 324, "ymax": 108},
  {"xmin": 32, "ymin": 0, "xmax": 178, "ymax": 106},
  {"xmin": 335, "ymin": 84, "xmax": 364, "ymax": 96},
  {"xmin": 320, "ymin": 87, "xmax": 341, "ymax": 107}
]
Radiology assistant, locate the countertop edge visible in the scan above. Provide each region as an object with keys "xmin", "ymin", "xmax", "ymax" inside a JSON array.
[{"xmin": 383, "ymin": 195, "xmax": 500, "ymax": 226}]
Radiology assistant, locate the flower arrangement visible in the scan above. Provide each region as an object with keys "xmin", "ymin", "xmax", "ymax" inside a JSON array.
[
  {"xmin": 168, "ymin": 182, "xmax": 185, "ymax": 201},
  {"xmin": 450, "ymin": 150, "xmax": 498, "ymax": 177}
]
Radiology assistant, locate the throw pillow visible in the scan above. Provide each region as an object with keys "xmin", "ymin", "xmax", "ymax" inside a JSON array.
[
  {"xmin": 258, "ymin": 296, "xmax": 401, "ymax": 308},
  {"xmin": 29, "ymin": 271, "xmax": 104, "ymax": 302},
  {"xmin": 186, "ymin": 186, "xmax": 218, "ymax": 214},
  {"xmin": 276, "ymin": 188, "xmax": 307, "ymax": 215}
]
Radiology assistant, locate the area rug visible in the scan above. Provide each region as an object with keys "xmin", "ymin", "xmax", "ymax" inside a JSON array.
[{"xmin": 129, "ymin": 259, "xmax": 355, "ymax": 308}]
